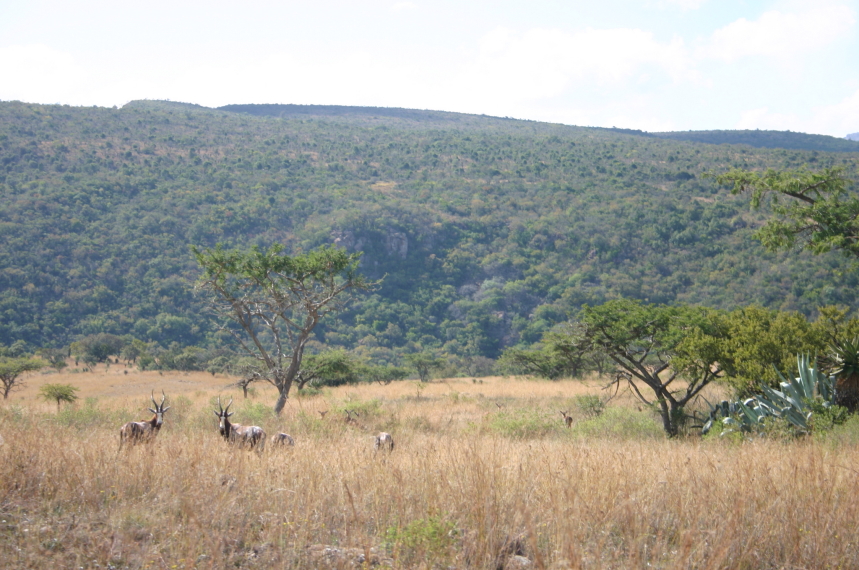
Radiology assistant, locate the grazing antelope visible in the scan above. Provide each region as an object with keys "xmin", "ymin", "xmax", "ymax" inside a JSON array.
[
  {"xmin": 559, "ymin": 411, "xmax": 573, "ymax": 429},
  {"xmin": 119, "ymin": 391, "xmax": 170, "ymax": 449},
  {"xmin": 214, "ymin": 396, "xmax": 266, "ymax": 450},
  {"xmin": 374, "ymin": 432, "xmax": 394, "ymax": 452},
  {"xmin": 270, "ymin": 433, "xmax": 295, "ymax": 447},
  {"xmin": 344, "ymin": 409, "xmax": 360, "ymax": 425}
]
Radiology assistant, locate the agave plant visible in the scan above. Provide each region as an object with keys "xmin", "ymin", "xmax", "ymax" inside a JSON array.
[
  {"xmin": 829, "ymin": 337, "xmax": 859, "ymax": 413},
  {"xmin": 702, "ymin": 354, "xmax": 836, "ymax": 436}
]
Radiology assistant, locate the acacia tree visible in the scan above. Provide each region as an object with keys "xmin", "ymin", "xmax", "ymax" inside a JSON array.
[
  {"xmin": 715, "ymin": 166, "xmax": 858, "ymax": 257},
  {"xmin": 553, "ymin": 299, "xmax": 728, "ymax": 437},
  {"xmin": 0, "ymin": 356, "xmax": 45, "ymax": 399},
  {"xmin": 193, "ymin": 243, "xmax": 374, "ymax": 415},
  {"xmin": 39, "ymin": 383, "xmax": 79, "ymax": 411},
  {"xmin": 404, "ymin": 352, "xmax": 444, "ymax": 383}
]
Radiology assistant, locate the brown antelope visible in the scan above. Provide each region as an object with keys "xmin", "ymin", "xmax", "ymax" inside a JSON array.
[
  {"xmin": 270, "ymin": 433, "xmax": 295, "ymax": 447},
  {"xmin": 119, "ymin": 391, "xmax": 170, "ymax": 449},
  {"xmin": 559, "ymin": 411, "xmax": 573, "ymax": 429},
  {"xmin": 344, "ymin": 409, "xmax": 360, "ymax": 426},
  {"xmin": 374, "ymin": 432, "xmax": 394, "ymax": 452},
  {"xmin": 214, "ymin": 396, "xmax": 266, "ymax": 450}
]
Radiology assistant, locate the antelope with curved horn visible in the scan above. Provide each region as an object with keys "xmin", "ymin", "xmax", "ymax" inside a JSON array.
[
  {"xmin": 214, "ymin": 396, "xmax": 266, "ymax": 450},
  {"xmin": 374, "ymin": 432, "xmax": 394, "ymax": 452},
  {"xmin": 119, "ymin": 391, "xmax": 170, "ymax": 449},
  {"xmin": 559, "ymin": 411, "xmax": 573, "ymax": 429}
]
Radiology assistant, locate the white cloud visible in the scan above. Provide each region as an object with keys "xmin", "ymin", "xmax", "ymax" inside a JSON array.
[
  {"xmin": 654, "ymin": 0, "xmax": 709, "ymax": 10},
  {"xmin": 0, "ymin": 44, "xmax": 87, "ymax": 103},
  {"xmin": 735, "ymin": 88, "xmax": 859, "ymax": 137},
  {"xmin": 701, "ymin": 4, "xmax": 855, "ymax": 62},
  {"xmin": 456, "ymin": 27, "xmax": 693, "ymax": 105}
]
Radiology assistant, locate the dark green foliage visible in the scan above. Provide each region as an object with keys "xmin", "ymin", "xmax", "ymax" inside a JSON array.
[{"xmin": 1, "ymin": 100, "xmax": 858, "ymax": 363}]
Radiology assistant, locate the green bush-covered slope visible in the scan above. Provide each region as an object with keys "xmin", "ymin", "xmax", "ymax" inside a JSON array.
[{"xmin": 1, "ymin": 100, "xmax": 857, "ymax": 361}]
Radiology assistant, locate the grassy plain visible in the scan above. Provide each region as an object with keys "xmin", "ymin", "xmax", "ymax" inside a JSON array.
[{"xmin": 2, "ymin": 365, "xmax": 859, "ymax": 569}]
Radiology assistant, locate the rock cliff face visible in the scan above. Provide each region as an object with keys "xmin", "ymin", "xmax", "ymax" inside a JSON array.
[
  {"xmin": 384, "ymin": 231, "xmax": 408, "ymax": 259},
  {"xmin": 848, "ymin": 133, "xmax": 859, "ymax": 142}
]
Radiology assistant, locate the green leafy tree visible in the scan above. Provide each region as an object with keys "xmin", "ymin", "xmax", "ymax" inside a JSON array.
[
  {"xmin": 552, "ymin": 299, "xmax": 728, "ymax": 437},
  {"xmin": 715, "ymin": 166, "xmax": 859, "ymax": 257},
  {"xmin": 0, "ymin": 356, "xmax": 45, "ymax": 399},
  {"xmin": 295, "ymin": 349, "xmax": 359, "ymax": 389},
  {"xmin": 715, "ymin": 305, "xmax": 825, "ymax": 397},
  {"xmin": 39, "ymin": 383, "xmax": 79, "ymax": 411},
  {"xmin": 404, "ymin": 352, "xmax": 444, "ymax": 383},
  {"xmin": 193, "ymin": 243, "xmax": 375, "ymax": 414},
  {"xmin": 71, "ymin": 333, "xmax": 124, "ymax": 364},
  {"xmin": 38, "ymin": 348, "xmax": 69, "ymax": 372},
  {"xmin": 360, "ymin": 363, "xmax": 410, "ymax": 385}
]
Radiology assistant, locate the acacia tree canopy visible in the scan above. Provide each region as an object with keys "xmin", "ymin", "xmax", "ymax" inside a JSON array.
[
  {"xmin": 0, "ymin": 356, "xmax": 45, "ymax": 400},
  {"xmin": 715, "ymin": 166, "xmax": 859, "ymax": 258},
  {"xmin": 193, "ymin": 243, "xmax": 375, "ymax": 414},
  {"xmin": 551, "ymin": 299, "xmax": 728, "ymax": 437}
]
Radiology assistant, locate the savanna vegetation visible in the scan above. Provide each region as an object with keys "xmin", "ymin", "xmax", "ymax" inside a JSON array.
[
  {"xmin": 4, "ymin": 99, "xmax": 859, "ymax": 566},
  {"xmin": 4, "ymin": 370, "xmax": 859, "ymax": 569},
  {"xmin": 2, "ymin": 99, "xmax": 859, "ymax": 371}
]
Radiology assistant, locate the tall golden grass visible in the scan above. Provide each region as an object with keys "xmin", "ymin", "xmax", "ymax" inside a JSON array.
[{"xmin": 2, "ymin": 371, "xmax": 859, "ymax": 568}]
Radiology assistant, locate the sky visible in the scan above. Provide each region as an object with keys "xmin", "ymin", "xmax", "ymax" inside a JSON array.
[{"xmin": 1, "ymin": 0, "xmax": 858, "ymax": 137}]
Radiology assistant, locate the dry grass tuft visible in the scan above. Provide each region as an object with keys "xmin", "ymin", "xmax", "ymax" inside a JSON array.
[{"xmin": 1, "ymin": 372, "xmax": 857, "ymax": 568}]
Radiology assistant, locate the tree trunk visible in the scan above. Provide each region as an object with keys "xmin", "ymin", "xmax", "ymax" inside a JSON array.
[
  {"xmin": 658, "ymin": 398, "xmax": 677, "ymax": 438},
  {"xmin": 835, "ymin": 372, "xmax": 859, "ymax": 413},
  {"xmin": 274, "ymin": 389, "xmax": 289, "ymax": 415}
]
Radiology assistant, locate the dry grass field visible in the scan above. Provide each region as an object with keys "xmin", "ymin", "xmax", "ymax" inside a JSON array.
[{"xmin": 2, "ymin": 364, "xmax": 859, "ymax": 569}]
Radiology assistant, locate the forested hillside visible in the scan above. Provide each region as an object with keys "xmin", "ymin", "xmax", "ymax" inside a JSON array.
[{"xmin": 1, "ymin": 99, "xmax": 858, "ymax": 365}]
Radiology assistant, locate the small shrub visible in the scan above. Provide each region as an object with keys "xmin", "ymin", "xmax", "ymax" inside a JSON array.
[
  {"xmin": 816, "ymin": 413, "xmax": 859, "ymax": 445},
  {"xmin": 574, "ymin": 394, "xmax": 605, "ymax": 418},
  {"xmin": 238, "ymin": 401, "xmax": 276, "ymax": 426},
  {"xmin": 297, "ymin": 385, "xmax": 322, "ymax": 397},
  {"xmin": 570, "ymin": 407, "xmax": 663, "ymax": 439},
  {"xmin": 385, "ymin": 515, "xmax": 457, "ymax": 566}
]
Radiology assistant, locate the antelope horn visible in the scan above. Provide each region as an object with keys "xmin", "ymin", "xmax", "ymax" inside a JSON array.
[
  {"xmin": 161, "ymin": 390, "xmax": 170, "ymax": 412},
  {"xmin": 225, "ymin": 398, "xmax": 233, "ymax": 413},
  {"xmin": 217, "ymin": 395, "xmax": 223, "ymax": 412},
  {"xmin": 151, "ymin": 391, "xmax": 158, "ymax": 408}
]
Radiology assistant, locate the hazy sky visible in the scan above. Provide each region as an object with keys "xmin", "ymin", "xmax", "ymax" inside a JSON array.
[{"xmin": 1, "ymin": 0, "xmax": 858, "ymax": 136}]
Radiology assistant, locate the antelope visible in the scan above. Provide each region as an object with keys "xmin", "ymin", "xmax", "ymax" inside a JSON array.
[
  {"xmin": 374, "ymin": 432, "xmax": 394, "ymax": 452},
  {"xmin": 559, "ymin": 411, "xmax": 573, "ymax": 428},
  {"xmin": 214, "ymin": 396, "xmax": 266, "ymax": 450},
  {"xmin": 344, "ymin": 409, "xmax": 360, "ymax": 426},
  {"xmin": 270, "ymin": 433, "xmax": 295, "ymax": 447},
  {"xmin": 119, "ymin": 391, "xmax": 170, "ymax": 449}
]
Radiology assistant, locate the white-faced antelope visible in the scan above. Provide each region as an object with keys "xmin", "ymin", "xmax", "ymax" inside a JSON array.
[
  {"xmin": 214, "ymin": 396, "xmax": 266, "ymax": 451},
  {"xmin": 270, "ymin": 433, "xmax": 295, "ymax": 447},
  {"xmin": 119, "ymin": 391, "xmax": 170, "ymax": 449},
  {"xmin": 559, "ymin": 411, "xmax": 573, "ymax": 428},
  {"xmin": 374, "ymin": 432, "xmax": 394, "ymax": 452}
]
